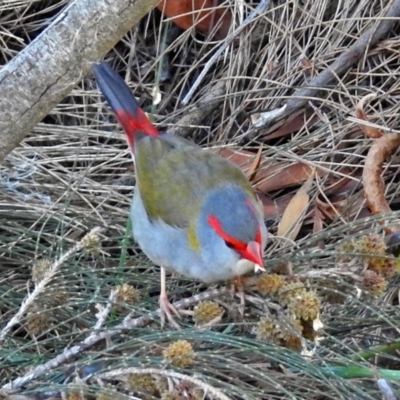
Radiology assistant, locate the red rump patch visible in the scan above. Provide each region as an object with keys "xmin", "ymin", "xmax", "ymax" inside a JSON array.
[{"xmin": 116, "ymin": 109, "xmax": 159, "ymax": 150}]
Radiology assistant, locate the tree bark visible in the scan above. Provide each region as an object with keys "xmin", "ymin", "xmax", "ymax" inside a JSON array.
[{"xmin": 0, "ymin": 0, "xmax": 160, "ymax": 164}]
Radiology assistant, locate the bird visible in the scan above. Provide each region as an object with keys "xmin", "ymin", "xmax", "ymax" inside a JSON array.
[{"xmin": 92, "ymin": 62, "xmax": 268, "ymax": 328}]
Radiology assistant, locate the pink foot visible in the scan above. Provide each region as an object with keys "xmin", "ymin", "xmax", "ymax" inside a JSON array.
[{"xmin": 159, "ymin": 291, "xmax": 181, "ymax": 330}]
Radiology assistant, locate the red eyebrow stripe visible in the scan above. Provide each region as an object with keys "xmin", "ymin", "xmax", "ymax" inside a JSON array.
[{"xmin": 208, "ymin": 215, "xmax": 247, "ymax": 250}]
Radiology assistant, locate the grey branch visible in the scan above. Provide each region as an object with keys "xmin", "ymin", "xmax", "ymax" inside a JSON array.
[{"xmin": 0, "ymin": 0, "xmax": 159, "ymax": 164}]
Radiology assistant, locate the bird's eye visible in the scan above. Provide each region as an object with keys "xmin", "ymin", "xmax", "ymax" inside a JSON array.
[{"xmin": 224, "ymin": 240, "xmax": 235, "ymax": 249}]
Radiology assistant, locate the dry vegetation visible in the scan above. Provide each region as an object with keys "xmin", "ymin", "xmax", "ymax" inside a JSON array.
[{"xmin": 2, "ymin": 0, "xmax": 400, "ymax": 399}]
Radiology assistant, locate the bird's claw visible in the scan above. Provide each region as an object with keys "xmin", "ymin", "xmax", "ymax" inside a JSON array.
[{"xmin": 159, "ymin": 293, "xmax": 181, "ymax": 330}]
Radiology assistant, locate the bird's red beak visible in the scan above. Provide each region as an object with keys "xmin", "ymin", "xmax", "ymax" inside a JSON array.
[{"xmin": 242, "ymin": 240, "xmax": 264, "ymax": 271}]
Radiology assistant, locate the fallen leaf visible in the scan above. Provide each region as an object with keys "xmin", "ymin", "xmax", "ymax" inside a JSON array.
[
  {"xmin": 255, "ymin": 163, "xmax": 320, "ymax": 193},
  {"xmin": 213, "ymin": 146, "xmax": 324, "ymax": 193},
  {"xmin": 257, "ymin": 192, "xmax": 289, "ymax": 219},
  {"xmin": 247, "ymin": 143, "xmax": 263, "ymax": 182},
  {"xmin": 212, "ymin": 147, "xmax": 258, "ymax": 172},
  {"xmin": 277, "ymin": 170, "xmax": 315, "ymax": 241},
  {"xmin": 157, "ymin": 0, "xmax": 232, "ymax": 40},
  {"xmin": 313, "ymin": 205, "xmax": 324, "ymax": 234},
  {"xmin": 261, "ymin": 111, "xmax": 320, "ymax": 140}
]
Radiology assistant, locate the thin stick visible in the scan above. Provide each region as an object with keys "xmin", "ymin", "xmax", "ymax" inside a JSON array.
[{"xmin": 92, "ymin": 289, "xmax": 118, "ymax": 332}]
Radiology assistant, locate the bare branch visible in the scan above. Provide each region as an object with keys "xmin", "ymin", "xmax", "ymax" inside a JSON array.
[{"xmin": 0, "ymin": 0, "xmax": 159, "ymax": 164}]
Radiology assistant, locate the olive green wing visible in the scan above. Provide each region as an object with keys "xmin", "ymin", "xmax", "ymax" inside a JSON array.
[{"xmin": 134, "ymin": 133, "xmax": 255, "ymax": 228}]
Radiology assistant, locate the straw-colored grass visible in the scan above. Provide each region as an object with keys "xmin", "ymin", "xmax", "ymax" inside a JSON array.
[{"xmin": 1, "ymin": 0, "xmax": 400, "ymax": 399}]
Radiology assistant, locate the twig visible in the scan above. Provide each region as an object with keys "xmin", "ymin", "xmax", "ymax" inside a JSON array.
[
  {"xmin": 0, "ymin": 227, "xmax": 103, "ymax": 343},
  {"xmin": 2, "ymin": 287, "xmax": 230, "ymax": 391},
  {"xmin": 97, "ymin": 367, "xmax": 232, "ymax": 400},
  {"xmin": 92, "ymin": 289, "xmax": 118, "ymax": 331},
  {"xmin": 181, "ymin": 0, "xmax": 271, "ymax": 105},
  {"xmin": 253, "ymin": 0, "xmax": 400, "ymax": 132}
]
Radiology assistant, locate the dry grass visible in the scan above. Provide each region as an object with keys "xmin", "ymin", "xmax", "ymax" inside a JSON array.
[{"xmin": 1, "ymin": 0, "xmax": 400, "ymax": 399}]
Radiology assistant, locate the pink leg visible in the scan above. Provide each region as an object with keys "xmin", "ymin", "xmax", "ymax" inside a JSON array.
[
  {"xmin": 230, "ymin": 277, "xmax": 247, "ymax": 317},
  {"xmin": 159, "ymin": 267, "xmax": 181, "ymax": 329}
]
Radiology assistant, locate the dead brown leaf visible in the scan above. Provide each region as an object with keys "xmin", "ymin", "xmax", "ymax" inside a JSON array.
[
  {"xmin": 261, "ymin": 111, "xmax": 319, "ymax": 140},
  {"xmin": 247, "ymin": 143, "xmax": 263, "ymax": 182},
  {"xmin": 157, "ymin": 0, "xmax": 232, "ymax": 40},
  {"xmin": 255, "ymin": 163, "xmax": 321, "ymax": 193},
  {"xmin": 277, "ymin": 169, "xmax": 315, "ymax": 241}
]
